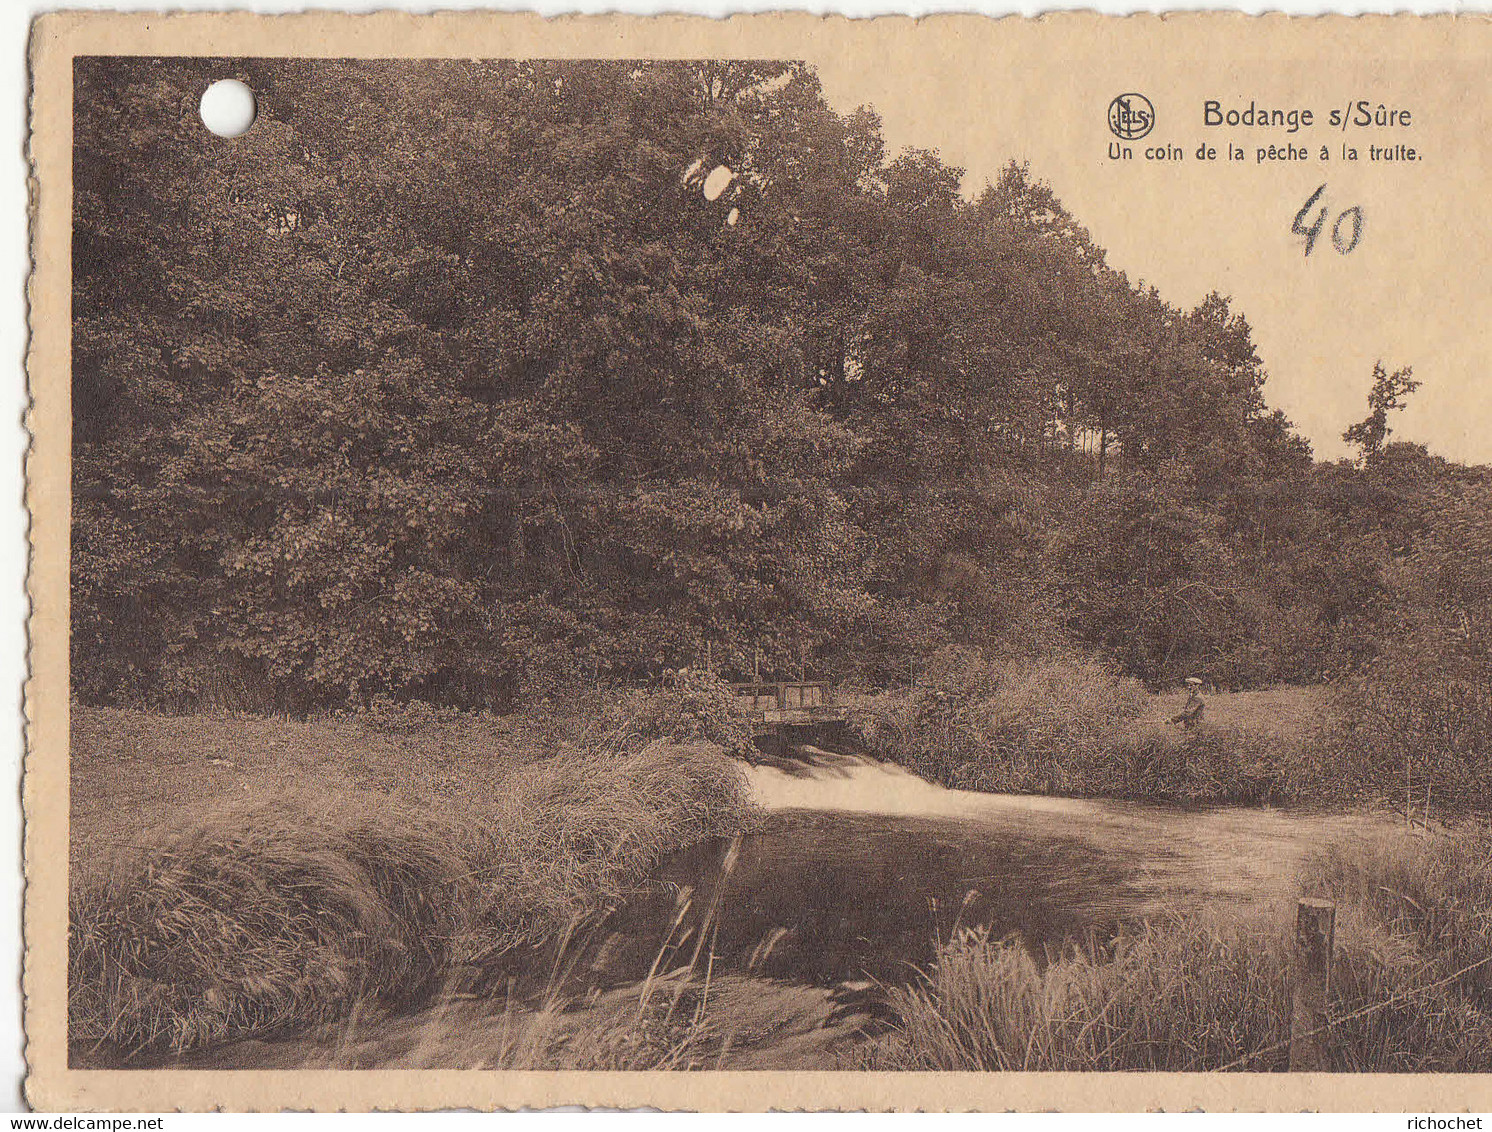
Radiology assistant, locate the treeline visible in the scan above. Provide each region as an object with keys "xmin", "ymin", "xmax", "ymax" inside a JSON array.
[{"xmin": 72, "ymin": 58, "xmax": 1490, "ymax": 713}]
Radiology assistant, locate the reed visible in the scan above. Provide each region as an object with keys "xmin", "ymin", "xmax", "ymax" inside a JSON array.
[{"xmin": 849, "ymin": 651, "xmax": 1335, "ymax": 804}]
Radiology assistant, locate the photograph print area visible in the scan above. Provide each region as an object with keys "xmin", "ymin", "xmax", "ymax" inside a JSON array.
[{"xmin": 28, "ymin": 12, "xmax": 1492, "ymax": 1111}]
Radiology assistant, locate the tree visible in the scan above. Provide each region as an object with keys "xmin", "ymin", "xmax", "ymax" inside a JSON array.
[
  {"xmin": 73, "ymin": 58, "xmax": 882, "ymax": 708},
  {"xmin": 1343, "ymin": 361, "xmax": 1421, "ymax": 464},
  {"xmin": 76, "ymin": 56, "xmax": 1451, "ymax": 712}
]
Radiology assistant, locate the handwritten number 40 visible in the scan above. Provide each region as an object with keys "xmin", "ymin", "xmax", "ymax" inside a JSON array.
[{"xmin": 1292, "ymin": 184, "xmax": 1364, "ymax": 256}]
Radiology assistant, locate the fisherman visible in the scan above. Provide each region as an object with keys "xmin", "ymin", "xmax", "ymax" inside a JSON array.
[{"xmin": 1168, "ymin": 677, "xmax": 1206, "ymax": 729}]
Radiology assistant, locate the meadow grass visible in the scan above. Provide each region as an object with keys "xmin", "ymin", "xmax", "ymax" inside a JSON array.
[
  {"xmin": 849, "ymin": 658, "xmax": 1331, "ymax": 805},
  {"xmin": 858, "ymin": 826, "xmax": 1492, "ymax": 1072},
  {"xmin": 69, "ymin": 700, "xmax": 755, "ymax": 1058}
]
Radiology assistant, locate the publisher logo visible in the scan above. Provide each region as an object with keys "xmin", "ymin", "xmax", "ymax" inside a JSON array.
[{"xmin": 1108, "ymin": 93, "xmax": 1155, "ymax": 140}]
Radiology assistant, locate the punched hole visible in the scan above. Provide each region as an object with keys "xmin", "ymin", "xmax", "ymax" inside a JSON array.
[{"xmin": 199, "ymin": 79, "xmax": 257, "ymax": 138}]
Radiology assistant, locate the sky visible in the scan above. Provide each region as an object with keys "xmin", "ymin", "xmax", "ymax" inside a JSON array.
[{"xmin": 808, "ymin": 17, "xmax": 1491, "ymax": 464}]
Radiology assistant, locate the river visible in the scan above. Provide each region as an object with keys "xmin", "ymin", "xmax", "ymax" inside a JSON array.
[{"xmin": 161, "ymin": 745, "xmax": 1390, "ymax": 1070}]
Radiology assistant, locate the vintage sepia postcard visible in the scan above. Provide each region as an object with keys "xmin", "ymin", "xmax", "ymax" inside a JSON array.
[{"xmin": 24, "ymin": 9, "xmax": 1492, "ymax": 1112}]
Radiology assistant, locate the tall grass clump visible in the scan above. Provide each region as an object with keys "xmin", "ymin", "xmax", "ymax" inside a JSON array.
[
  {"xmin": 862, "ymin": 916, "xmax": 1492, "ymax": 1072},
  {"xmin": 69, "ymin": 724, "xmax": 754, "ymax": 1058},
  {"xmin": 860, "ymin": 922, "xmax": 1293, "ymax": 1071},
  {"xmin": 1302, "ymin": 826, "xmax": 1492, "ymax": 1009},
  {"xmin": 863, "ymin": 830, "xmax": 1492, "ymax": 1072},
  {"xmin": 1097, "ymin": 725, "xmax": 1306, "ymax": 805},
  {"xmin": 456, "ymin": 740, "xmax": 754, "ymax": 957},
  {"xmin": 69, "ymin": 797, "xmax": 466, "ymax": 1055}
]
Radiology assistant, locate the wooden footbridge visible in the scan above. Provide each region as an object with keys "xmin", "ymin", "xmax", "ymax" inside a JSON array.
[{"xmin": 728, "ymin": 681, "xmax": 847, "ymax": 736}]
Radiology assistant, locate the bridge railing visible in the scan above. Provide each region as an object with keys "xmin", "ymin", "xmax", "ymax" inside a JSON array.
[
  {"xmin": 728, "ymin": 681, "xmax": 831, "ymax": 713},
  {"xmin": 722, "ymin": 683, "xmax": 841, "ymax": 724}
]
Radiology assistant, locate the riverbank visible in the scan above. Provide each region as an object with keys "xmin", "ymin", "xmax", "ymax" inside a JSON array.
[
  {"xmin": 68, "ymin": 697, "xmax": 756, "ymax": 1059},
  {"xmin": 849, "ymin": 662, "xmax": 1362, "ymax": 807},
  {"xmin": 110, "ymin": 734, "xmax": 1492, "ymax": 1073},
  {"xmin": 747, "ymin": 748, "xmax": 1492, "ymax": 1072}
]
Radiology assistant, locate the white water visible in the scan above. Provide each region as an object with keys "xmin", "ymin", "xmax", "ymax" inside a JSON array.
[{"xmin": 743, "ymin": 744, "xmax": 1112, "ymax": 821}]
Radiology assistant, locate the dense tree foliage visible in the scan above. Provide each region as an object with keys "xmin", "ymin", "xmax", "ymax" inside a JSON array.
[{"xmin": 72, "ymin": 58, "xmax": 1489, "ymax": 711}]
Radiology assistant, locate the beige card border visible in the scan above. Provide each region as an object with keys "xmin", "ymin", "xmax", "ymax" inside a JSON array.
[{"xmin": 25, "ymin": 9, "xmax": 1492, "ymax": 1112}]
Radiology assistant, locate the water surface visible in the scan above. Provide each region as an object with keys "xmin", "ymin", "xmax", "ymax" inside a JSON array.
[{"xmin": 155, "ymin": 745, "xmax": 1391, "ymax": 1069}]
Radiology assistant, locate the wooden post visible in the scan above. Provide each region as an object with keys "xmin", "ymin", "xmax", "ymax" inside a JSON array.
[
  {"xmin": 1289, "ymin": 898, "xmax": 1336, "ymax": 1071},
  {"xmin": 1405, "ymin": 754, "xmax": 1413, "ymax": 828}
]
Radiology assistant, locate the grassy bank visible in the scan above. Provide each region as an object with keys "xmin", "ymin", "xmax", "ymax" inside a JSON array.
[
  {"xmin": 69, "ymin": 681, "xmax": 756, "ymax": 1057},
  {"xmin": 846, "ymin": 648, "xmax": 1344, "ymax": 806},
  {"xmin": 858, "ymin": 826, "xmax": 1492, "ymax": 1071}
]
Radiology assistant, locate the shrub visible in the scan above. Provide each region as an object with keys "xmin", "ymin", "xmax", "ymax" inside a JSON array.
[
  {"xmin": 851, "ymin": 649, "xmax": 1145, "ymax": 760},
  {"xmin": 918, "ymin": 645, "xmax": 1007, "ymax": 702}
]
